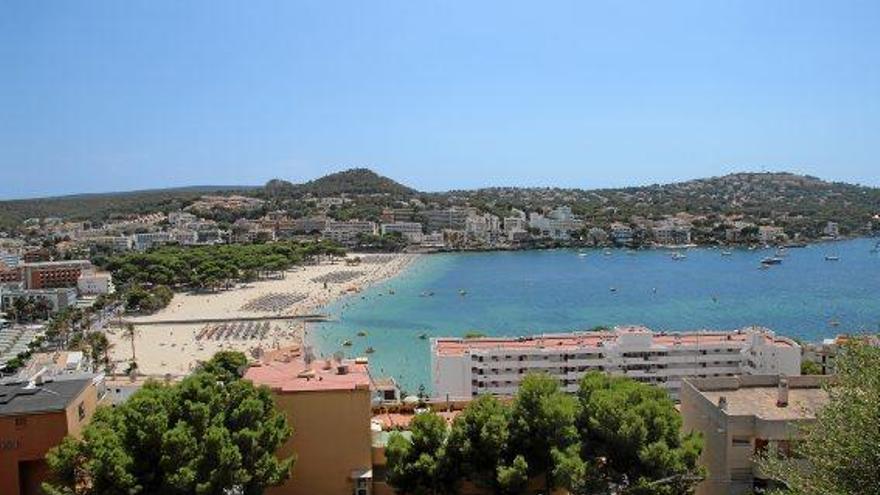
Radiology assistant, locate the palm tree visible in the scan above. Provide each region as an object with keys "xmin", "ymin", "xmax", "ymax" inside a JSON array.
[{"xmin": 122, "ymin": 323, "xmax": 139, "ymax": 364}]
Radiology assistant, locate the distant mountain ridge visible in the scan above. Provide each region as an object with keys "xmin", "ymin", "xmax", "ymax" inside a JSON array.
[{"xmin": 2, "ymin": 169, "xmax": 879, "ymax": 236}]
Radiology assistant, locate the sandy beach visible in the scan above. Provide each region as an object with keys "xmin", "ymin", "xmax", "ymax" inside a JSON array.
[{"xmin": 108, "ymin": 253, "xmax": 418, "ymax": 376}]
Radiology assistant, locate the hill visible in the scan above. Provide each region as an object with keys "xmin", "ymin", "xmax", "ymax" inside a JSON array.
[
  {"xmin": 0, "ymin": 185, "xmax": 256, "ymax": 229},
  {"xmin": 262, "ymin": 168, "xmax": 417, "ymax": 199}
]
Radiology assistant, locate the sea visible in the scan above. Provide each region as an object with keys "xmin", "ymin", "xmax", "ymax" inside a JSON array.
[{"xmin": 310, "ymin": 237, "xmax": 880, "ymax": 394}]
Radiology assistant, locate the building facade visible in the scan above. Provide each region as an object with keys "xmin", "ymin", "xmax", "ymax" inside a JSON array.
[
  {"xmin": 0, "ymin": 375, "xmax": 103, "ymax": 495},
  {"xmin": 432, "ymin": 326, "xmax": 801, "ymax": 400},
  {"xmin": 22, "ymin": 261, "xmax": 92, "ymax": 290},
  {"xmin": 245, "ymin": 349, "xmax": 375, "ymax": 495},
  {"xmin": 680, "ymin": 375, "xmax": 828, "ymax": 495}
]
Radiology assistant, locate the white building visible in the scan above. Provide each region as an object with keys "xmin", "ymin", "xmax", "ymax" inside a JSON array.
[
  {"xmin": 381, "ymin": 222, "xmax": 423, "ymax": 243},
  {"xmin": 132, "ymin": 232, "xmax": 171, "ymax": 251},
  {"xmin": 822, "ymin": 221, "xmax": 840, "ymax": 238},
  {"xmin": 431, "ymin": 326, "xmax": 801, "ymax": 400},
  {"xmin": 77, "ymin": 270, "xmax": 114, "ymax": 296},
  {"xmin": 610, "ymin": 223, "xmax": 634, "ymax": 245},
  {"xmin": 652, "ymin": 220, "xmax": 693, "ymax": 246},
  {"xmin": 322, "ymin": 221, "xmax": 378, "ymax": 246}
]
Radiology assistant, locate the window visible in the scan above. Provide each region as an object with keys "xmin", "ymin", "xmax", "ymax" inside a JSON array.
[
  {"xmin": 732, "ymin": 436, "xmax": 751, "ymax": 447},
  {"xmin": 78, "ymin": 402, "xmax": 86, "ymax": 421},
  {"xmin": 15, "ymin": 417, "xmax": 27, "ymax": 429}
]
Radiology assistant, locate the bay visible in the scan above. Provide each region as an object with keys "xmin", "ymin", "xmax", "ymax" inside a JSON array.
[{"xmin": 311, "ymin": 237, "xmax": 880, "ymax": 394}]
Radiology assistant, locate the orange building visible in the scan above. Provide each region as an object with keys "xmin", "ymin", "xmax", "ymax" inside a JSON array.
[
  {"xmin": 0, "ymin": 375, "xmax": 102, "ymax": 495},
  {"xmin": 22, "ymin": 261, "xmax": 92, "ymax": 290},
  {"xmin": 245, "ymin": 349, "xmax": 375, "ymax": 495}
]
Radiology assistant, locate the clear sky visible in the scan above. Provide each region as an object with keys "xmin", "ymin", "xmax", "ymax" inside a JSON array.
[{"xmin": 1, "ymin": 1, "xmax": 878, "ymax": 199}]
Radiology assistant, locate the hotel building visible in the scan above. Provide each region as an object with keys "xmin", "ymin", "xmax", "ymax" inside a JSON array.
[
  {"xmin": 431, "ymin": 326, "xmax": 801, "ymax": 400},
  {"xmin": 21, "ymin": 260, "xmax": 92, "ymax": 290}
]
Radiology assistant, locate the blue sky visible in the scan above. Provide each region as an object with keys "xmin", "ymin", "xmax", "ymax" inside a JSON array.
[{"xmin": 1, "ymin": 1, "xmax": 878, "ymax": 199}]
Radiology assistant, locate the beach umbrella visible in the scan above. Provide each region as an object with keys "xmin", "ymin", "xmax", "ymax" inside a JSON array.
[{"xmin": 403, "ymin": 395, "xmax": 420, "ymax": 405}]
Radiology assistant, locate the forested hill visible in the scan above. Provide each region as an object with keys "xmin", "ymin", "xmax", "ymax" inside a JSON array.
[
  {"xmin": 0, "ymin": 186, "xmax": 255, "ymax": 229},
  {"xmin": 4, "ymin": 169, "xmax": 880, "ymax": 237},
  {"xmin": 262, "ymin": 168, "xmax": 417, "ymax": 199}
]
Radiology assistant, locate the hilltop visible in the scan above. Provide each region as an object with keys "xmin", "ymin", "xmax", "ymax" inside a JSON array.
[{"xmin": 262, "ymin": 168, "xmax": 417, "ymax": 199}]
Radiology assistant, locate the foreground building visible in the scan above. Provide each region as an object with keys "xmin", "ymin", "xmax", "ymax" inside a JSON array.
[
  {"xmin": 432, "ymin": 326, "xmax": 801, "ymax": 400},
  {"xmin": 0, "ymin": 374, "xmax": 104, "ymax": 495},
  {"xmin": 680, "ymin": 375, "xmax": 828, "ymax": 495},
  {"xmin": 245, "ymin": 348, "xmax": 374, "ymax": 495}
]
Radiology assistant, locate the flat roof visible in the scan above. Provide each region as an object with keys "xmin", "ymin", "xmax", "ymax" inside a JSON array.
[
  {"xmin": 245, "ymin": 348, "xmax": 371, "ymax": 393},
  {"xmin": 700, "ymin": 386, "xmax": 828, "ymax": 421},
  {"xmin": 433, "ymin": 326, "xmax": 794, "ymax": 356},
  {"xmin": 0, "ymin": 378, "xmax": 92, "ymax": 416}
]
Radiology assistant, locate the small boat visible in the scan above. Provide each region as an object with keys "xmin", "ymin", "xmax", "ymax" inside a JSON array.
[
  {"xmin": 418, "ymin": 333, "xmax": 428, "ymax": 340},
  {"xmin": 365, "ymin": 346, "xmax": 375, "ymax": 354},
  {"xmin": 775, "ymin": 248, "xmax": 788, "ymax": 257},
  {"xmin": 342, "ymin": 340, "xmax": 353, "ymax": 347},
  {"xmin": 609, "ymin": 287, "xmax": 617, "ymax": 292},
  {"xmin": 388, "ymin": 289, "xmax": 395, "ymax": 295},
  {"xmin": 419, "ymin": 291, "xmax": 435, "ymax": 297},
  {"xmin": 785, "ymin": 242, "xmax": 808, "ymax": 248},
  {"xmin": 721, "ymin": 250, "xmax": 733, "ymax": 256},
  {"xmin": 761, "ymin": 257, "xmax": 783, "ymax": 265},
  {"xmin": 671, "ymin": 252, "xmax": 687, "ymax": 260},
  {"xmin": 825, "ymin": 255, "xmax": 840, "ymax": 261},
  {"xmin": 603, "ymin": 249, "xmax": 612, "ymax": 256},
  {"xmin": 356, "ymin": 330, "xmax": 367, "ymax": 337},
  {"xmin": 829, "ymin": 320, "xmax": 840, "ymax": 327},
  {"xmin": 459, "ymin": 289, "xmax": 468, "ymax": 296},
  {"xmin": 577, "ymin": 252, "xmax": 588, "ymax": 257}
]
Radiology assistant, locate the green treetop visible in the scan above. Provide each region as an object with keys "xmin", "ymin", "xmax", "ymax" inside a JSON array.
[{"xmin": 43, "ymin": 352, "xmax": 293, "ymax": 495}]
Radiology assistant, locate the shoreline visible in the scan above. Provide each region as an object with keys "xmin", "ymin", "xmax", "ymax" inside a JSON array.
[{"xmin": 108, "ymin": 252, "xmax": 420, "ymax": 376}]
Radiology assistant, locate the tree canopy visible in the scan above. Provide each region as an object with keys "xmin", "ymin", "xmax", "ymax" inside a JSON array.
[
  {"xmin": 385, "ymin": 372, "xmax": 702, "ymax": 495},
  {"xmin": 43, "ymin": 352, "xmax": 293, "ymax": 495}
]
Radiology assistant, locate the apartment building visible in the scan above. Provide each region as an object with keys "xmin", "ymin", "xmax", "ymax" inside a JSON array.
[
  {"xmin": 424, "ymin": 208, "xmax": 469, "ymax": 232},
  {"xmin": 680, "ymin": 375, "xmax": 828, "ymax": 495},
  {"xmin": 0, "ymin": 374, "xmax": 103, "ymax": 495},
  {"xmin": 322, "ymin": 221, "xmax": 378, "ymax": 246},
  {"xmin": 431, "ymin": 326, "xmax": 801, "ymax": 400},
  {"xmin": 381, "ymin": 222, "xmax": 423, "ymax": 243},
  {"xmin": 245, "ymin": 348, "xmax": 374, "ymax": 495},
  {"xmin": 22, "ymin": 261, "xmax": 92, "ymax": 290}
]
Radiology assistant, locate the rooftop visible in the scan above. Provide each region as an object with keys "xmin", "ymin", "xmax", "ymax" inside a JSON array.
[
  {"xmin": 0, "ymin": 377, "xmax": 93, "ymax": 416},
  {"xmin": 689, "ymin": 376, "xmax": 830, "ymax": 421},
  {"xmin": 433, "ymin": 326, "xmax": 795, "ymax": 356},
  {"xmin": 244, "ymin": 347, "xmax": 371, "ymax": 393}
]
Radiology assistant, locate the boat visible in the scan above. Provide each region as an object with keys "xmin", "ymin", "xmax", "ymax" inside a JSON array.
[
  {"xmin": 356, "ymin": 330, "xmax": 367, "ymax": 337},
  {"xmin": 761, "ymin": 257, "xmax": 783, "ymax": 265},
  {"xmin": 829, "ymin": 320, "xmax": 840, "ymax": 327},
  {"xmin": 603, "ymin": 249, "xmax": 612, "ymax": 256},
  {"xmin": 419, "ymin": 291, "xmax": 435, "ymax": 297},
  {"xmin": 825, "ymin": 255, "xmax": 840, "ymax": 261},
  {"xmin": 671, "ymin": 252, "xmax": 687, "ymax": 260},
  {"xmin": 342, "ymin": 340, "xmax": 353, "ymax": 347},
  {"xmin": 365, "ymin": 346, "xmax": 375, "ymax": 354},
  {"xmin": 784, "ymin": 242, "xmax": 808, "ymax": 248},
  {"xmin": 577, "ymin": 252, "xmax": 588, "ymax": 257},
  {"xmin": 720, "ymin": 250, "xmax": 733, "ymax": 256},
  {"xmin": 775, "ymin": 248, "xmax": 788, "ymax": 257},
  {"xmin": 609, "ymin": 287, "xmax": 617, "ymax": 292},
  {"xmin": 459, "ymin": 289, "xmax": 468, "ymax": 296},
  {"xmin": 418, "ymin": 333, "xmax": 428, "ymax": 340}
]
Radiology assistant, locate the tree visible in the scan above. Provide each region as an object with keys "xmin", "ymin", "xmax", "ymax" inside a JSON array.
[
  {"xmin": 758, "ymin": 343, "xmax": 880, "ymax": 494},
  {"xmin": 575, "ymin": 372, "xmax": 702, "ymax": 495},
  {"xmin": 122, "ymin": 323, "xmax": 139, "ymax": 366},
  {"xmin": 800, "ymin": 360, "xmax": 823, "ymax": 375},
  {"xmin": 386, "ymin": 411, "xmax": 457, "ymax": 495},
  {"xmin": 445, "ymin": 395, "xmax": 511, "ymax": 492},
  {"xmin": 200, "ymin": 350, "xmax": 249, "ymax": 381},
  {"xmin": 507, "ymin": 373, "xmax": 579, "ymax": 492},
  {"xmin": 43, "ymin": 357, "xmax": 293, "ymax": 495}
]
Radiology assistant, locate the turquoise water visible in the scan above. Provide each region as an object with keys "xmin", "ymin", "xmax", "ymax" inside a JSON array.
[{"xmin": 311, "ymin": 238, "xmax": 880, "ymax": 394}]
